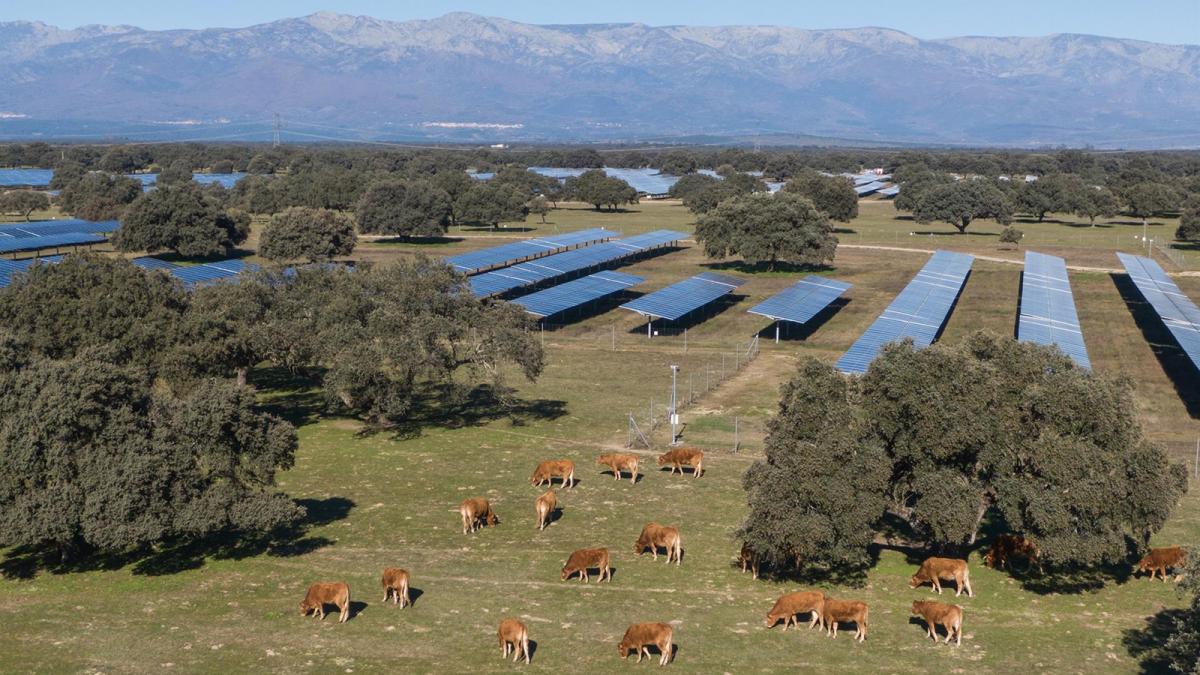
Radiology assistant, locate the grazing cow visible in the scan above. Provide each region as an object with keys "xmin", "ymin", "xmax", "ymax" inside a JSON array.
[
  {"xmin": 498, "ymin": 618, "xmax": 531, "ymax": 664},
  {"xmin": 1137, "ymin": 546, "xmax": 1188, "ymax": 582},
  {"xmin": 531, "ymin": 460, "xmax": 576, "ymax": 488},
  {"xmin": 561, "ymin": 547, "xmax": 612, "ymax": 583},
  {"xmin": 597, "ymin": 453, "xmax": 640, "ymax": 482},
  {"xmin": 299, "ymin": 582, "xmax": 351, "ymax": 623},
  {"xmin": 618, "ymin": 622, "xmax": 674, "ymax": 666},
  {"xmin": 657, "ymin": 448, "xmax": 704, "ymax": 478},
  {"xmin": 910, "ymin": 600, "xmax": 963, "ymax": 646},
  {"xmin": 821, "ymin": 598, "xmax": 868, "ymax": 642},
  {"xmin": 634, "ymin": 523, "xmax": 683, "ymax": 565},
  {"xmin": 765, "ymin": 591, "xmax": 825, "ymax": 631},
  {"xmin": 380, "ymin": 568, "xmax": 411, "ymax": 608},
  {"xmin": 535, "ymin": 489, "xmax": 558, "ymax": 532},
  {"xmin": 909, "ymin": 557, "xmax": 973, "ymax": 598},
  {"xmin": 984, "ymin": 534, "xmax": 1041, "ymax": 572},
  {"xmin": 738, "ymin": 543, "xmax": 759, "ymax": 579},
  {"xmin": 461, "ymin": 497, "xmax": 500, "ymax": 534}
]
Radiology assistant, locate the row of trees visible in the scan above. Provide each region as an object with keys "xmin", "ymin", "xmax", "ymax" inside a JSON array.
[
  {"xmin": 0, "ymin": 254, "xmax": 544, "ymax": 560},
  {"xmin": 894, "ymin": 166, "xmax": 1194, "ymax": 233},
  {"xmin": 6, "ymin": 142, "xmax": 1199, "ymax": 186},
  {"xmin": 739, "ymin": 333, "xmax": 1188, "ymax": 576}
]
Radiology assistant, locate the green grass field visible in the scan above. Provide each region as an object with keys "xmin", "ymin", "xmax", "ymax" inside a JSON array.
[{"xmin": 1, "ymin": 199, "xmax": 1197, "ymax": 673}]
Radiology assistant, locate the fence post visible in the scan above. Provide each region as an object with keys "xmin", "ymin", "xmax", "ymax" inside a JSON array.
[
  {"xmin": 1195, "ymin": 437, "xmax": 1199, "ymax": 480},
  {"xmin": 612, "ymin": 324, "xmax": 616, "ymax": 351},
  {"xmin": 733, "ymin": 416, "xmax": 739, "ymax": 453},
  {"xmin": 684, "ymin": 328, "xmax": 688, "ymax": 353},
  {"xmin": 649, "ymin": 399, "xmax": 654, "ymax": 428},
  {"xmin": 722, "ymin": 354, "xmax": 726, "ymax": 380},
  {"xmin": 735, "ymin": 343, "xmax": 740, "ymax": 370}
]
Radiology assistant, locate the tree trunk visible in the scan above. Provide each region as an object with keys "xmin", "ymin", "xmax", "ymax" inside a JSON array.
[
  {"xmin": 957, "ymin": 216, "xmax": 970, "ymax": 233},
  {"xmin": 539, "ymin": 214, "xmax": 547, "ymax": 224},
  {"xmin": 966, "ymin": 498, "xmax": 990, "ymax": 546},
  {"xmin": 1038, "ymin": 212, "xmax": 1045, "ymax": 222},
  {"xmin": 236, "ymin": 367, "xmax": 247, "ymax": 388}
]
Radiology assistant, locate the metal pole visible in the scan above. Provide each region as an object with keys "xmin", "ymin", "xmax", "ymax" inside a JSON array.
[
  {"xmin": 540, "ymin": 323, "xmax": 544, "ymax": 348},
  {"xmin": 670, "ymin": 365, "xmax": 679, "ymax": 445},
  {"xmin": 735, "ymin": 343, "xmax": 740, "ymax": 371},
  {"xmin": 612, "ymin": 324, "xmax": 616, "ymax": 351},
  {"xmin": 688, "ymin": 374, "xmax": 693, "ymax": 404},
  {"xmin": 775, "ymin": 322, "xmax": 780, "ymax": 343},
  {"xmin": 733, "ymin": 416, "xmax": 739, "ymax": 452},
  {"xmin": 649, "ymin": 398, "xmax": 653, "ymax": 428},
  {"xmin": 647, "ymin": 318, "xmax": 652, "ymax": 338},
  {"xmin": 721, "ymin": 354, "xmax": 726, "ymax": 380},
  {"xmin": 1195, "ymin": 437, "xmax": 1199, "ymax": 480},
  {"xmin": 684, "ymin": 328, "xmax": 687, "ymax": 353}
]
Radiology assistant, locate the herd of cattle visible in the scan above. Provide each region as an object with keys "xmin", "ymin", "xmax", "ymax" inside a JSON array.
[{"xmin": 297, "ymin": 447, "xmax": 1189, "ymax": 666}]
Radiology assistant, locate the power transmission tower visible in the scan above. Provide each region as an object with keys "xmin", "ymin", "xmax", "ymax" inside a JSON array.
[{"xmin": 272, "ymin": 112, "xmax": 281, "ymax": 147}]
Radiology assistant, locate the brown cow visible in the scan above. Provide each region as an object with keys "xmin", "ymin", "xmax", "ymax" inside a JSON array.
[
  {"xmin": 738, "ymin": 543, "xmax": 759, "ymax": 579},
  {"xmin": 380, "ymin": 568, "xmax": 411, "ymax": 608},
  {"xmin": 634, "ymin": 523, "xmax": 683, "ymax": 565},
  {"xmin": 984, "ymin": 534, "xmax": 1041, "ymax": 572},
  {"xmin": 598, "ymin": 453, "xmax": 639, "ymax": 482},
  {"xmin": 911, "ymin": 600, "xmax": 963, "ymax": 646},
  {"xmin": 561, "ymin": 547, "xmax": 611, "ymax": 583},
  {"xmin": 765, "ymin": 591, "xmax": 825, "ymax": 631},
  {"xmin": 531, "ymin": 460, "xmax": 576, "ymax": 488},
  {"xmin": 910, "ymin": 557, "xmax": 973, "ymax": 598},
  {"xmin": 821, "ymin": 597, "xmax": 868, "ymax": 642},
  {"xmin": 1137, "ymin": 546, "xmax": 1188, "ymax": 582},
  {"xmin": 461, "ymin": 497, "xmax": 500, "ymax": 534},
  {"xmin": 299, "ymin": 582, "xmax": 351, "ymax": 623},
  {"xmin": 498, "ymin": 618, "xmax": 531, "ymax": 664},
  {"xmin": 535, "ymin": 489, "xmax": 558, "ymax": 531},
  {"xmin": 657, "ymin": 448, "xmax": 704, "ymax": 478},
  {"xmin": 618, "ymin": 622, "xmax": 674, "ymax": 666}
]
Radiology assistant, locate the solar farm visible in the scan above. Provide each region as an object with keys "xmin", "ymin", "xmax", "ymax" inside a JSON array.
[{"xmin": 2, "ymin": 199, "xmax": 1198, "ymax": 673}]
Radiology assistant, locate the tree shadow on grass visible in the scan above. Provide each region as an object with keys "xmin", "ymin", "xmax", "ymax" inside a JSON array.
[
  {"xmin": 0, "ymin": 497, "xmax": 353, "ymax": 580},
  {"xmin": 1111, "ymin": 273, "xmax": 1200, "ymax": 418},
  {"xmin": 252, "ymin": 366, "xmax": 327, "ymax": 428},
  {"xmin": 1122, "ymin": 606, "xmax": 1192, "ymax": 674},
  {"xmin": 367, "ymin": 236, "xmax": 464, "ymax": 246},
  {"xmin": 363, "ymin": 383, "xmax": 567, "ymax": 440},
  {"xmin": 700, "ymin": 260, "xmax": 835, "ymax": 275}
]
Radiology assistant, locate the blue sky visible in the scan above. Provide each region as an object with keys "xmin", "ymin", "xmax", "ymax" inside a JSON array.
[{"xmin": 5, "ymin": 0, "xmax": 1198, "ymax": 44}]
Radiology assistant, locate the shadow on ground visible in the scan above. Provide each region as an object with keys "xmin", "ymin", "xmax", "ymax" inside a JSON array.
[{"xmin": 0, "ymin": 496, "xmax": 354, "ymax": 580}]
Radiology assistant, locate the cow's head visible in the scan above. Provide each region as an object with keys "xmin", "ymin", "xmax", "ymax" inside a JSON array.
[
  {"xmin": 487, "ymin": 512, "xmax": 499, "ymax": 526},
  {"xmin": 560, "ymin": 566, "xmax": 573, "ymax": 581},
  {"xmin": 908, "ymin": 574, "xmax": 922, "ymax": 589},
  {"xmin": 656, "ymin": 454, "xmax": 669, "ymax": 466},
  {"xmin": 299, "ymin": 600, "xmax": 313, "ymax": 616},
  {"xmin": 764, "ymin": 612, "xmax": 779, "ymax": 628}
]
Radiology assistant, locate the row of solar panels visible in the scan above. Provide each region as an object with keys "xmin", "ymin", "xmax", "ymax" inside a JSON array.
[
  {"xmin": 468, "ymin": 230, "xmax": 686, "ymax": 298},
  {"xmin": 1118, "ymin": 253, "xmax": 1200, "ymax": 376},
  {"xmin": 445, "ymin": 228, "xmax": 618, "ymax": 275},
  {"xmin": 0, "ymin": 256, "xmax": 63, "ymax": 288},
  {"xmin": 131, "ymin": 257, "xmax": 251, "ymax": 286},
  {"xmin": 0, "ymin": 219, "xmax": 117, "ymax": 254}
]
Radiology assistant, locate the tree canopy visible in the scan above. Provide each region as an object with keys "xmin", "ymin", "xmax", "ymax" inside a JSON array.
[
  {"xmin": 58, "ymin": 172, "xmax": 142, "ymax": 221},
  {"xmin": 0, "ymin": 190, "xmax": 49, "ymax": 221},
  {"xmin": 739, "ymin": 333, "xmax": 1187, "ymax": 577},
  {"xmin": 563, "ymin": 170, "xmax": 638, "ymax": 211},
  {"xmin": 457, "ymin": 182, "xmax": 528, "ymax": 228},
  {"xmin": 1176, "ymin": 198, "xmax": 1200, "ymax": 242},
  {"xmin": 114, "ymin": 185, "xmax": 250, "ymax": 257},
  {"xmin": 355, "ymin": 179, "xmax": 450, "ymax": 237},
  {"xmin": 912, "ymin": 180, "xmax": 1014, "ymax": 233},
  {"xmin": 695, "ymin": 191, "xmax": 837, "ymax": 269},
  {"xmin": 258, "ymin": 207, "xmax": 356, "ymax": 262},
  {"xmin": 783, "ymin": 170, "xmax": 859, "ymax": 222}
]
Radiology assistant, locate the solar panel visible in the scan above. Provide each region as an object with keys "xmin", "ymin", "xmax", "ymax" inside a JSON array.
[
  {"xmin": 854, "ymin": 181, "xmax": 887, "ymax": 196},
  {"xmin": 620, "ymin": 271, "xmax": 745, "ymax": 322},
  {"xmin": 445, "ymin": 227, "xmax": 618, "ymax": 274},
  {"xmin": 0, "ymin": 168, "xmax": 53, "ymax": 186},
  {"xmin": 131, "ymin": 257, "xmax": 180, "ymax": 270},
  {"xmin": 1018, "ymin": 251, "xmax": 1090, "ymax": 368},
  {"xmin": 878, "ymin": 186, "xmax": 900, "ymax": 197},
  {"xmin": 748, "ymin": 276, "xmax": 852, "ymax": 327},
  {"xmin": 167, "ymin": 259, "xmax": 251, "ymax": 287},
  {"xmin": 0, "ymin": 255, "xmax": 63, "ymax": 288},
  {"xmin": 0, "ymin": 231, "xmax": 106, "ymax": 254},
  {"xmin": 1117, "ymin": 252, "xmax": 1200, "ymax": 374},
  {"xmin": 468, "ymin": 230, "xmax": 685, "ymax": 298},
  {"xmin": 0, "ymin": 219, "xmax": 117, "ymax": 240},
  {"xmin": 513, "ymin": 271, "xmax": 644, "ymax": 318},
  {"xmin": 836, "ymin": 250, "xmax": 974, "ymax": 374}
]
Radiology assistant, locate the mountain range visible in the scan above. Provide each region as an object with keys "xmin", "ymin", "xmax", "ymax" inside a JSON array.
[{"xmin": 0, "ymin": 12, "xmax": 1198, "ymax": 148}]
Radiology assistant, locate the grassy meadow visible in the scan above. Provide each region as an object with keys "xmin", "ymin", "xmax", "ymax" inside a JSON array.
[{"xmin": 1, "ymin": 198, "xmax": 1197, "ymax": 673}]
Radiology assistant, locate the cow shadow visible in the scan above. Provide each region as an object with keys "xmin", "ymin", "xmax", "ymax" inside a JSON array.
[
  {"xmin": 545, "ymin": 508, "xmax": 564, "ymax": 527},
  {"xmin": 348, "ymin": 600, "xmax": 368, "ymax": 621},
  {"xmin": 657, "ymin": 466, "xmax": 702, "ymax": 478},
  {"xmin": 1122, "ymin": 606, "xmax": 1191, "ymax": 673},
  {"xmin": 598, "ymin": 471, "xmax": 645, "ymax": 484}
]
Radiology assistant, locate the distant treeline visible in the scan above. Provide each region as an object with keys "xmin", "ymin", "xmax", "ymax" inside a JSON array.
[{"xmin": 2, "ymin": 141, "xmax": 1199, "ymax": 180}]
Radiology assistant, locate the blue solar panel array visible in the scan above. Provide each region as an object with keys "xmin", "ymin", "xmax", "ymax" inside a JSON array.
[
  {"xmin": 445, "ymin": 228, "xmax": 618, "ymax": 275},
  {"xmin": 133, "ymin": 257, "xmax": 250, "ymax": 287},
  {"xmin": 0, "ymin": 219, "xmax": 117, "ymax": 239},
  {"xmin": 1118, "ymin": 252, "xmax": 1200, "ymax": 374},
  {"xmin": 513, "ymin": 271, "xmax": 644, "ymax": 318},
  {"xmin": 0, "ymin": 255, "xmax": 63, "ymax": 288},
  {"xmin": 854, "ymin": 181, "xmax": 888, "ymax": 196},
  {"xmin": 748, "ymin": 276, "xmax": 852, "ymax": 325},
  {"xmin": 0, "ymin": 231, "xmax": 106, "ymax": 254},
  {"xmin": 621, "ymin": 271, "xmax": 745, "ymax": 321},
  {"xmin": 0, "ymin": 168, "xmax": 53, "ymax": 187},
  {"xmin": 1018, "ymin": 251, "xmax": 1090, "ymax": 368},
  {"xmin": 469, "ymin": 230, "xmax": 685, "ymax": 298},
  {"xmin": 836, "ymin": 250, "xmax": 974, "ymax": 374}
]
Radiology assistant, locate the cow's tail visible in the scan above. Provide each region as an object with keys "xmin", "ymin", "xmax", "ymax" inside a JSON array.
[{"xmin": 673, "ymin": 534, "xmax": 682, "ymax": 565}]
